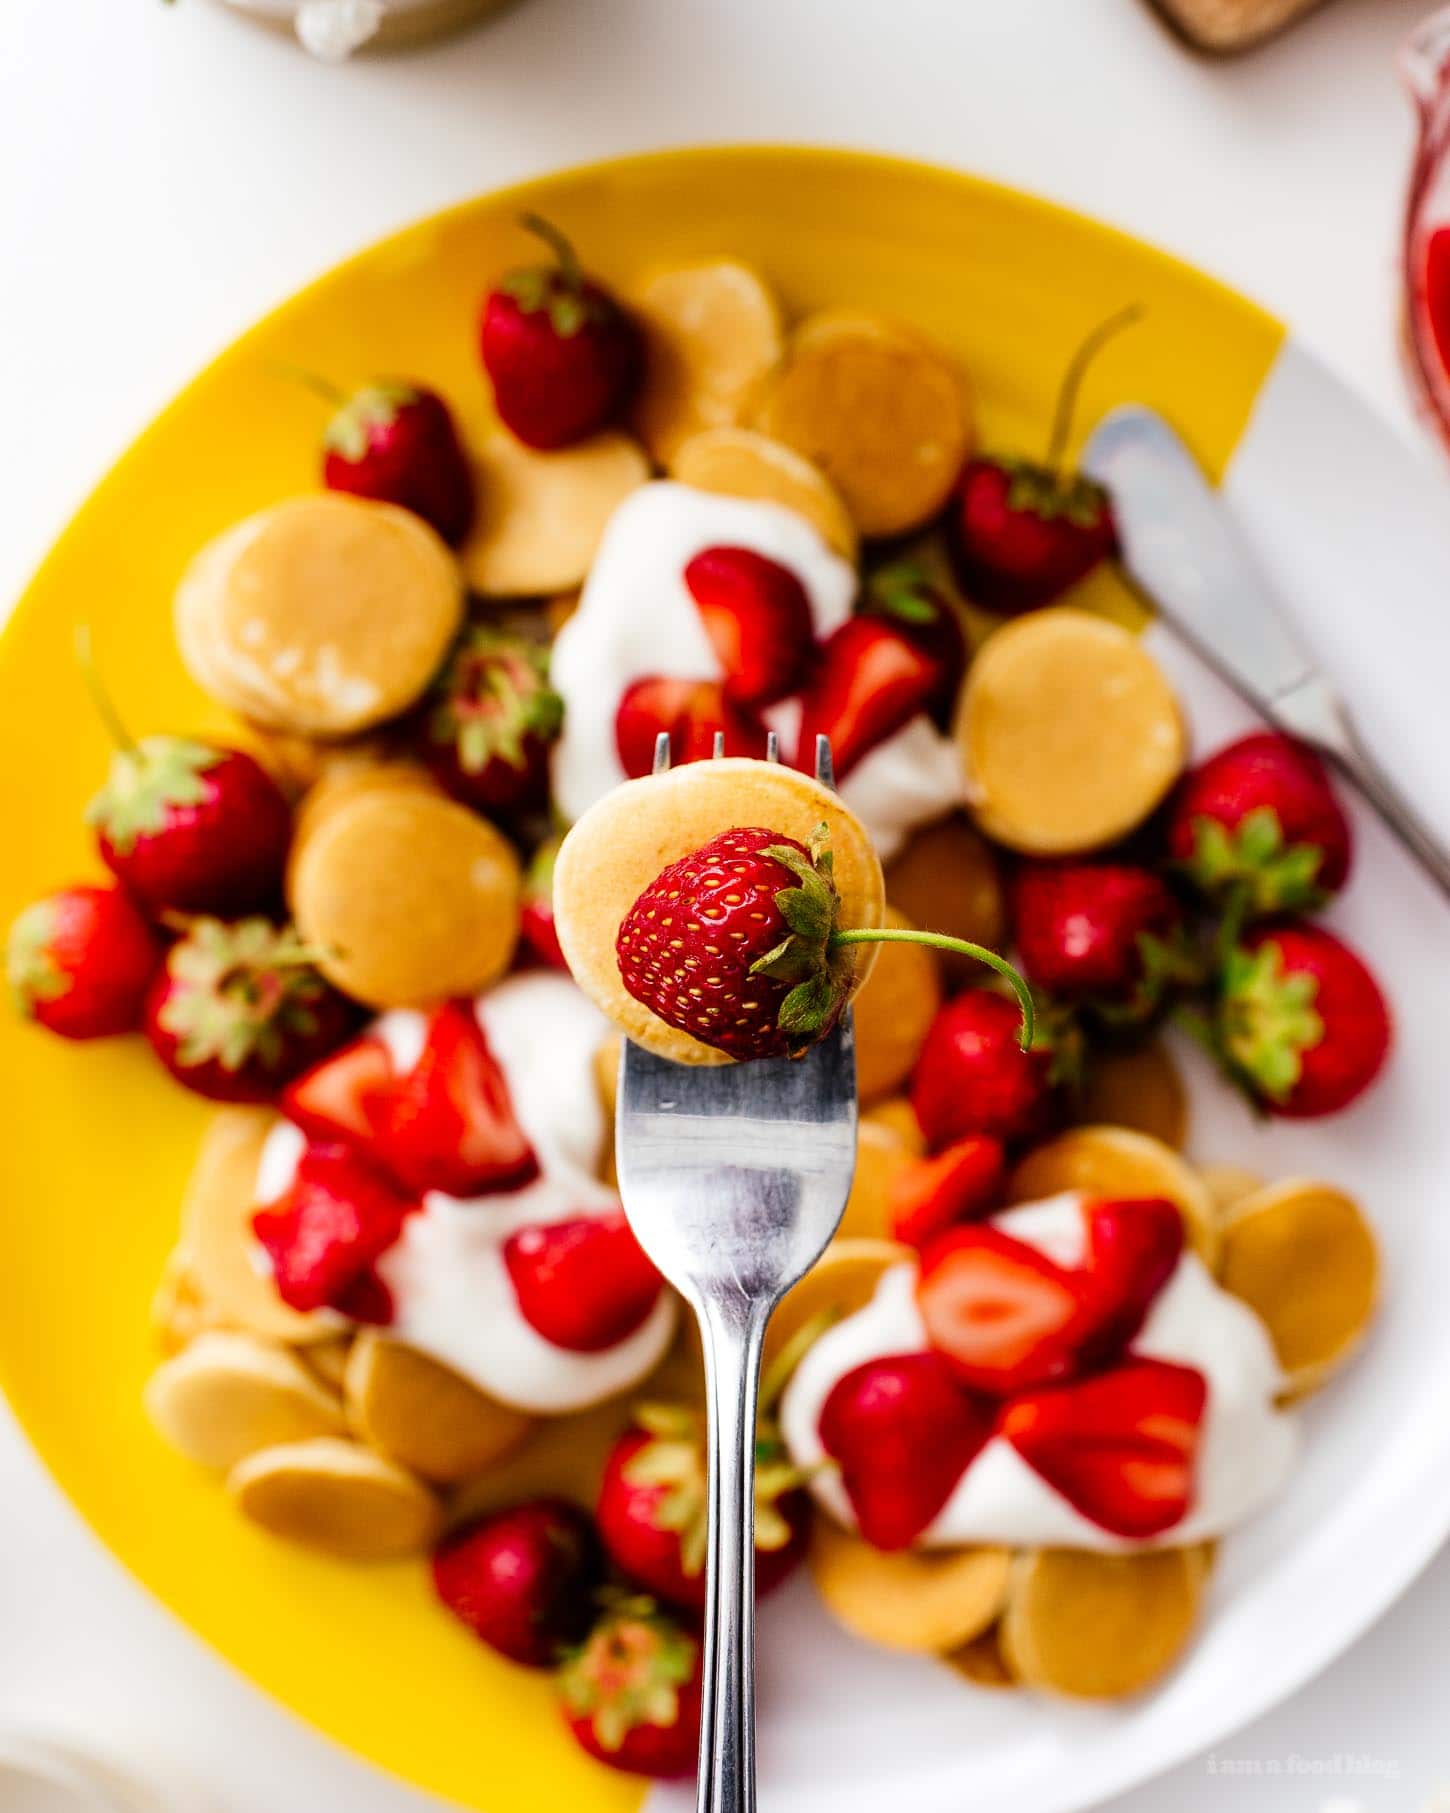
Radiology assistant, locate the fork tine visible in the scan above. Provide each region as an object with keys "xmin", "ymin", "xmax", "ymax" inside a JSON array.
[
  {"xmin": 712, "ymin": 730, "xmax": 726, "ymax": 760},
  {"xmin": 765, "ymin": 729, "xmax": 780, "ymax": 764},
  {"xmin": 814, "ymin": 734, "xmax": 835, "ymax": 791},
  {"xmin": 652, "ymin": 732, "xmax": 672, "ymax": 775}
]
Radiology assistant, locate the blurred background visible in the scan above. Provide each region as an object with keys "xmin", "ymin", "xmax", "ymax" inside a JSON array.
[{"xmin": 1, "ymin": 1, "xmax": 1446, "ymax": 1808}]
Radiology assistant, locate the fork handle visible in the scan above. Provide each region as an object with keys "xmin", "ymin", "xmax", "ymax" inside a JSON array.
[{"xmin": 694, "ymin": 1295, "xmax": 769, "ymax": 1813}]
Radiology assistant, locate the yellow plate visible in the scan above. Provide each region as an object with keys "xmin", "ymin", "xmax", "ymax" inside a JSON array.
[{"xmin": 0, "ymin": 147, "xmax": 1280, "ymax": 1812}]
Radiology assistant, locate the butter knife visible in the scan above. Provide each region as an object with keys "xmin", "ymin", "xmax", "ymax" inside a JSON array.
[{"xmin": 1082, "ymin": 404, "xmax": 1450, "ymax": 901}]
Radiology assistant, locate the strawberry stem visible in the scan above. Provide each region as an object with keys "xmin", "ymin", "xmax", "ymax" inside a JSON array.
[
  {"xmin": 519, "ymin": 212, "xmax": 583, "ymax": 293},
  {"xmin": 74, "ymin": 624, "xmax": 137, "ymax": 755},
  {"xmin": 269, "ymin": 362, "xmax": 348, "ymax": 408},
  {"xmin": 829, "ymin": 927, "xmax": 1035, "ymax": 1050},
  {"xmin": 1043, "ymin": 304, "xmax": 1145, "ymax": 478},
  {"xmin": 759, "ymin": 1310, "xmax": 839, "ymax": 1413}
]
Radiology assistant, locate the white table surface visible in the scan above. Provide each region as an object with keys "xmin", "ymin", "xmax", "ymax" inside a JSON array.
[{"xmin": 2, "ymin": 0, "xmax": 1448, "ymax": 1807}]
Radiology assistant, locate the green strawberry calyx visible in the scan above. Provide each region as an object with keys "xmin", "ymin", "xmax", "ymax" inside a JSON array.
[
  {"xmin": 428, "ymin": 628, "xmax": 564, "ymax": 777},
  {"xmin": 499, "ymin": 213, "xmax": 610, "ymax": 339},
  {"xmin": 86, "ymin": 735, "xmax": 220, "ymax": 855},
  {"xmin": 1181, "ymin": 806, "xmax": 1329, "ymax": 915},
  {"xmin": 156, "ymin": 917, "xmax": 330, "ymax": 1074},
  {"xmin": 558, "ymin": 1596, "xmax": 697, "ymax": 1753},
  {"xmin": 7, "ymin": 900, "xmax": 68, "ymax": 1012},
  {"xmin": 1217, "ymin": 938, "xmax": 1324, "ymax": 1105},
  {"xmin": 323, "ymin": 380, "xmax": 421, "ymax": 464}
]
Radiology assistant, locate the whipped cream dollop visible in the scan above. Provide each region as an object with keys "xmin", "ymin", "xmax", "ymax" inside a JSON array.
[
  {"xmin": 255, "ymin": 971, "xmax": 676, "ymax": 1415},
  {"xmin": 780, "ymin": 1194, "xmax": 1298, "ymax": 1552},
  {"xmin": 549, "ymin": 482, "xmax": 965, "ymax": 859}
]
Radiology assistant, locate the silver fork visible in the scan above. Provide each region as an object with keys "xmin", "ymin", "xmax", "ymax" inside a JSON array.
[{"xmin": 614, "ymin": 730, "xmax": 859, "ymax": 1813}]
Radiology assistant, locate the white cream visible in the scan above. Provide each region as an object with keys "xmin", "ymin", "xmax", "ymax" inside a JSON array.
[
  {"xmin": 256, "ymin": 972, "xmax": 675, "ymax": 1414},
  {"xmin": 780, "ymin": 1193, "xmax": 1297, "ymax": 1552},
  {"xmin": 548, "ymin": 481, "xmax": 963, "ymax": 858}
]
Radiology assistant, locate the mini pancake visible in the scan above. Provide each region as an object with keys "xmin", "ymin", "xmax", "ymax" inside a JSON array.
[
  {"xmin": 751, "ymin": 310, "xmax": 972, "ymax": 538},
  {"xmin": 763, "ymin": 1236, "xmax": 910, "ymax": 1369},
  {"xmin": 544, "ymin": 588, "xmax": 582, "ymax": 635},
  {"xmin": 999, "ymin": 1546, "xmax": 1202, "ymax": 1699},
  {"xmin": 290, "ymin": 756, "xmax": 440, "ymax": 857},
  {"xmin": 852, "ymin": 906, "xmax": 942, "ymax": 1104},
  {"xmin": 175, "ymin": 495, "xmax": 463, "ymax": 737},
  {"xmin": 670, "ymin": 428, "xmax": 858, "ymax": 561},
  {"xmin": 1006, "ymin": 1124, "xmax": 1219, "ymax": 1270},
  {"xmin": 592, "ymin": 1032, "xmax": 622, "ymax": 1123},
  {"xmin": 299, "ymin": 1336, "xmax": 353, "ymax": 1394},
  {"xmin": 287, "ymin": 785, "xmax": 520, "ymax": 1008},
  {"xmin": 810, "ymin": 1520, "xmax": 1012, "ymax": 1654},
  {"xmin": 1070, "ymin": 1042, "xmax": 1188, "ymax": 1151},
  {"xmin": 552, "ymin": 757, "xmax": 884, "ymax": 1065},
  {"xmin": 150, "ymin": 1245, "xmax": 219, "ymax": 1355},
  {"xmin": 884, "ymin": 816, "xmax": 1006, "ymax": 986},
  {"xmin": 945, "ymin": 1623, "xmax": 1018, "ymax": 1690},
  {"xmin": 1197, "ymin": 1162, "xmax": 1265, "ymax": 1221},
  {"xmin": 838, "ymin": 1122, "xmax": 916, "ymax": 1241},
  {"xmin": 239, "ymin": 727, "xmax": 397, "ymax": 800},
  {"xmin": 628, "ymin": 258, "xmax": 785, "ymax": 466},
  {"xmin": 957, "ymin": 610, "xmax": 1186, "ymax": 854},
  {"xmin": 228, "ymin": 1437, "xmax": 442, "ymax": 1561},
  {"xmin": 145, "ymin": 1331, "xmax": 346, "ymax": 1472},
  {"xmin": 461, "ymin": 428, "xmax": 649, "ymax": 598},
  {"xmin": 343, "ymin": 1333, "xmax": 535, "ymax": 1486},
  {"xmin": 181, "ymin": 1110, "xmax": 337, "ymax": 1345},
  {"xmin": 1217, "ymin": 1179, "xmax": 1378, "ymax": 1392},
  {"xmin": 861, "ymin": 1095, "xmax": 927, "ymax": 1156}
]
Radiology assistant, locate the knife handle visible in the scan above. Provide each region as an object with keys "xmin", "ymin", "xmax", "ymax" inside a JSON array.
[{"xmin": 1272, "ymin": 676, "xmax": 1450, "ymax": 903}]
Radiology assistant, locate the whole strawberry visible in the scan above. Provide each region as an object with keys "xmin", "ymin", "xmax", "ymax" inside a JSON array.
[
  {"xmin": 912, "ymin": 989, "xmax": 1052, "ymax": 1148},
  {"xmin": 617, "ymin": 826, "xmax": 856, "ymax": 1061},
  {"xmin": 421, "ymin": 627, "xmax": 564, "ymax": 816},
  {"xmin": 480, "ymin": 215, "xmax": 641, "ymax": 450},
  {"xmin": 432, "ymin": 1498, "xmax": 604, "ymax": 1667},
  {"xmin": 8, "ymin": 883, "xmax": 162, "ymax": 1039},
  {"xmin": 557, "ymin": 1597, "xmax": 702, "ymax": 1779},
  {"xmin": 1213, "ymin": 920, "xmax": 1390, "ymax": 1118},
  {"xmin": 617, "ymin": 825, "xmax": 1032, "ymax": 1063},
  {"xmin": 144, "ymin": 917, "xmax": 356, "ymax": 1102},
  {"xmin": 519, "ymin": 836, "xmax": 568, "ymax": 969},
  {"xmin": 321, "ymin": 379, "xmax": 475, "ymax": 547},
  {"xmin": 1011, "ymin": 859, "xmax": 1191, "ymax": 1012},
  {"xmin": 596, "ymin": 1403, "xmax": 808, "ymax": 1611},
  {"xmin": 945, "ymin": 306, "xmax": 1140, "ymax": 614},
  {"xmin": 88, "ymin": 737, "xmax": 292, "ymax": 917},
  {"xmin": 1166, "ymin": 731, "xmax": 1352, "ymax": 914}
]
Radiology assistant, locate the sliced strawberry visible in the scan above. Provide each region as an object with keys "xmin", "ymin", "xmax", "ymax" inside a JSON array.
[
  {"xmin": 818, "ymin": 1352, "xmax": 992, "ymax": 1550},
  {"xmin": 1080, "ymin": 1196, "xmax": 1184, "ymax": 1359},
  {"xmin": 999, "ymin": 1357, "xmax": 1208, "ymax": 1540},
  {"xmin": 615, "ymin": 676, "xmax": 765, "ymax": 778},
  {"xmin": 282, "ymin": 1033, "xmax": 393, "ymax": 1146},
  {"xmin": 794, "ymin": 616, "xmax": 939, "ymax": 779},
  {"xmin": 371, "ymin": 1001, "xmax": 538, "ymax": 1198},
  {"xmin": 915, "ymin": 1224, "xmax": 1090, "ymax": 1395},
  {"xmin": 251, "ymin": 1141, "xmax": 417, "ymax": 1320},
  {"xmin": 504, "ymin": 1210, "xmax": 663, "ymax": 1352},
  {"xmin": 887, "ymin": 1134, "xmax": 1006, "ymax": 1250},
  {"xmin": 683, "ymin": 545, "xmax": 815, "ymax": 708}
]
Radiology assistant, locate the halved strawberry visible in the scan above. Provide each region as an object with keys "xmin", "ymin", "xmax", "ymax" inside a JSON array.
[
  {"xmin": 504, "ymin": 1210, "xmax": 663, "ymax": 1352},
  {"xmin": 915, "ymin": 1224, "xmax": 1090, "ymax": 1395},
  {"xmin": 793, "ymin": 616, "xmax": 939, "ymax": 779},
  {"xmin": 886, "ymin": 1134, "xmax": 1006, "ymax": 1250},
  {"xmin": 370, "ymin": 1001, "xmax": 538, "ymax": 1198},
  {"xmin": 818, "ymin": 1352, "xmax": 992, "ymax": 1550},
  {"xmin": 1080, "ymin": 1196, "xmax": 1183, "ymax": 1359},
  {"xmin": 999, "ymin": 1357, "xmax": 1208, "ymax": 1539},
  {"xmin": 615, "ymin": 676, "xmax": 765, "ymax": 778},
  {"xmin": 251, "ymin": 1141, "xmax": 417, "ymax": 1320},
  {"xmin": 683, "ymin": 545, "xmax": 815, "ymax": 708},
  {"xmin": 282, "ymin": 1033, "xmax": 393, "ymax": 1146}
]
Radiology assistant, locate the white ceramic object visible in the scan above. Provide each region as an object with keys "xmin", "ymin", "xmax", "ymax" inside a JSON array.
[
  {"xmin": 214, "ymin": 0, "xmax": 510, "ymax": 59},
  {"xmin": 0, "ymin": 1731, "xmax": 190, "ymax": 1813}
]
